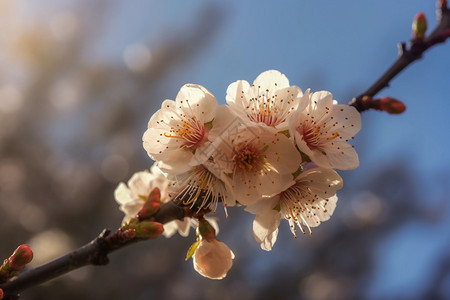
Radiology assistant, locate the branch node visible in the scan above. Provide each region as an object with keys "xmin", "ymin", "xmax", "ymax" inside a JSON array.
[{"xmin": 397, "ymin": 42, "xmax": 407, "ymax": 56}]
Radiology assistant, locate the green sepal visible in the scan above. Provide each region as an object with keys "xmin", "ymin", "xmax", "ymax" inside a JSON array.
[
  {"xmin": 204, "ymin": 120, "xmax": 213, "ymax": 130},
  {"xmin": 185, "ymin": 240, "xmax": 200, "ymax": 261},
  {"xmin": 273, "ymin": 203, "xmax": 281, "ymax": 212},
  {"xmin": 292, "ymin": 165, "xmax": 303, "ymax": 179},
  {"xmin": 198, "ymin": 219, "xmax": 216, "ymax": 238},
  {"xmin": 278, "ymin": 129, "xmax": 290, "ymax": 138},
  {"xmin": 299, "ymin": 150, "xmax": 312, "ymax": 162}
]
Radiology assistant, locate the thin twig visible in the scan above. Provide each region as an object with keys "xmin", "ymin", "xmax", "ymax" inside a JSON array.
[{"xmin": 349, "ymin": 4, "xmax": 450, "ymax": 112}]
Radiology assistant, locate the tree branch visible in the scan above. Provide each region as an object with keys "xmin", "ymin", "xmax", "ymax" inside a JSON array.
[
  {"xmin": 349, "ymin": 4, "xmax": 450, "ymax": 112},
  {"xmin": 0, "ymin": 201, "xmax": 186, "ymax": 299}
]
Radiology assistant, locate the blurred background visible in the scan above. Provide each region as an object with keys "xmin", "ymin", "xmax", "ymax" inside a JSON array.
[{"xmin": 0, "ymin": 0, "xmax": 449, "ymax": 299}]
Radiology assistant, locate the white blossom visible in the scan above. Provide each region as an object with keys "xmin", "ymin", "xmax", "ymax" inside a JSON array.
[
  {"xmin": 226, "ymin": 70, "xmax": 306, "ymax": 130},
  {"xmin": 114, "ymin": 165, "xmax": 217, "ymax": 238},
  {"xmin": 246, "ymin": 167, "xmax": 343, "ymax": 251},
  {"xmin": 210, "ymin": 123, "xmax": 302, "ymax": 205},
  {"xmin": 114, "ymin": 167, "xmax": 168, "ymax": 225},
  {"xmin": 167, "ymin": 162, "xmax": 235, "ymax": 217},
  {"xmin": 289, "ymin": 90, "xmax": 361, "ymax": 170},
  {"xmin": 142, "ymin": 84, "xmax": 219, "ymax": 173}
]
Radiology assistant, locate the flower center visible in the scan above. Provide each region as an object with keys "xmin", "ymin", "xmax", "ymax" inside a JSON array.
[
  {"xmin": 164, "ymin": 116, "xmax": 207, "ymax": 149},
  {"xmin": 172, "ymin": 165, "xmax": 228, "ymax": 216},
  {"xmin": 300, "ymin": 122, "xmax": 322, "ymax": 150},
  {"xmin": 245, "ymin": 87, "xmax": 295, "ymax": 127},
  {"xmin": 232, "ymin": 145, "xmax": 263, "ymax": 173},
  {"xmin": 280, "ymin": 184, "xmax": 317, "ymax": 237}
]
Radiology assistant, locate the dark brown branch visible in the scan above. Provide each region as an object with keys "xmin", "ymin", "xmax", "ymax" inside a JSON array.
[
  {"xmin": 0, "ymin": 201, "xmax": 186, "ymax": 299},
  {"xmin": 349, "ymin": 5, "xmax": 450, "ymax": 112}
]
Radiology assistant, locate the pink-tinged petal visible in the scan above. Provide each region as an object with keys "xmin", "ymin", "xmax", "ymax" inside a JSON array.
[
  {"xmin": 326, "ymin": 104, "xmax": 361, "ymax": 138},
  {"xmin": 231, "ymin": 173, "xmax": 264, "ymax": 205},
  {"xmin": 163, "ymin": 221, "xmax": 178, "ymax": 238},
  {"xmin": 299, "ymin": 194, "xmax": 338, "ymax": 229},
  {"xmin": 302, "ymin": 195, "xmax": 338, "ymax": 227},
  {"xmin": 257, "ymin": 171, "xmax": 293, "ymax": 197},
  {"xmin": 264, "ymin": 133, "xmax": 302, "ymax": 173},
  {"xmin": 176, "ymin": 84, "xmax": 218, "ymax": 123},
  {"xmin": 252, "ymin": 208, "xmax": 281, "ymax": 251},
  {"xmin": 156, "ymin": 151, "xmax": 195, "ymax": 174},
  {"xmin": 193, "ymin": 239, "xmax": 234, "ymax": 280},
  {"xmin": 253, "ymin": 70, "xmax": 290, "ymax": 90},
  {"xmin": 326, "ymin": 143, "xmax": 359, "ymax": 170},
  {"xmin": 298, "ymin": 168, "xmax": 343, "ymax": 199},
  {"xmin": 128, "ymin": 171, "xmax": 154, "ymax": 198},
  {"xmin": 313, "ymin": 195, "xmax": 337, "ymax": 224},
  {"xmin": 114, "ymin": 183, "xmax": 133, "ymax": 205},
  {"xmin": 175, "ymin": 218, "xmax": 191, "ymax": 237},
  {"xmin": 306, "ymin": 91, "xmax": 333, "ymax": 117},
  {"xmin": 295, "ymin": 88, "xmax": 310, "ymax": 113},
  {"xmin": 226, "ymin": 79, "xmax": 251, "ymax": 107},
  {"xmin": 120, "ymin": 200, "xmax": 144, "ymax": 223},
  {"xmin": 207, "ymin": 105, "xmax": 238, "ymax": 142}
]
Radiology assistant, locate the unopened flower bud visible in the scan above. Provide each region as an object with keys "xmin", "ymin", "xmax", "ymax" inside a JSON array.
[
  {"xmin": 8, "ymin": 245, "xmax": 33, "ymax": 271},
  {"xmin": 412, "ymin": 12, "xmax": 427, "ymax": 39},
  {"xmin": 0, "ymin": 288, "xmax": 4, "ymax": 299},
  {"xmin": 134, "ymin": 221, "xmax": 164, "ymax": 239},
  {"xmin": 193, "ymin": 237, "xmax": 235, "ymax": 280},
  {"xmin": 137, "ymin": 188, "xmax": 161, "ymax": 220},
  {"xmin": 379, "ymin": 97, "xmax": 407, "ymax": 114}
]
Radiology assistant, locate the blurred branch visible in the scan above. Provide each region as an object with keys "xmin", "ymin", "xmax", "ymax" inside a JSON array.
[
  {"xmin": 0, "ymin": 201, "xmax": 186, "ymax": 299},
  {"xmin": 349, "ymin": 2, "xmax": 450, "ymax": 112}
]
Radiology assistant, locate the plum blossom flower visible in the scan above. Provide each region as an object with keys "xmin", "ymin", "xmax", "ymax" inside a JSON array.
[
  {"xmin": 168, "ymin": 161, "xmax": 235, "ymax": 218},
  {"xmin": 226, "ymin": 70, "xmax": 307, "ymax": 130},
  {"xmin": 114, "ymin": 165, "xmax": 217, "ymax": 238},
  {"xmin": 246, "ymin": 167, "xmax": 343, "ymax": 251},
  {"xmin": 289, "ymin": 90, "xmax": 361, "ymax": 170},
  {"xmin": 210, "ymin": 123, "xmax": 302, "ymax": 205},
  {"xmin": 142, "ymin": 84, "xmax": 219, "ymax": 173},
  {"xmin": 114, "ymin": 166, "xmax": 168, "ymax": 225}
]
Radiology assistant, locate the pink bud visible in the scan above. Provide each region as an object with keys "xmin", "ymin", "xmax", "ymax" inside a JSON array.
[
  {"xmin": 9, "ymin": 245, "xmax": 33, "ymax": 271},
  {"xmin": 412, "ymin": 12, "xmax": 427, "ymax": 39},
  {"xmin": 0, "ymin": 288, "xmax": 3, "ymax": 299},
  {"xmin": 379, "ymin": 97, "xmax": 407, "ymax": 114},
  {"xmin": 137, "ymin": 188, "xmax": 161, "ymax": 220}
]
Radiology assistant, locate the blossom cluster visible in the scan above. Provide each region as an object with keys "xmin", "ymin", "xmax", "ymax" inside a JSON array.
[{"xmin": 114, "ymin": 70, "xmax": 361, "ymax": 279}]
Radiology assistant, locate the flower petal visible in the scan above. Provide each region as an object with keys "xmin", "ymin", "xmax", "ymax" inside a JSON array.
[{"xmin": 253, "ymin": 70, "xmax": 290, "ymax": 90}]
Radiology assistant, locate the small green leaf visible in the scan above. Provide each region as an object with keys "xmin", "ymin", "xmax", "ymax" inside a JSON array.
[{"xmin": 185, "ymin": 240, "xmax": 200, "ymax": 261}]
